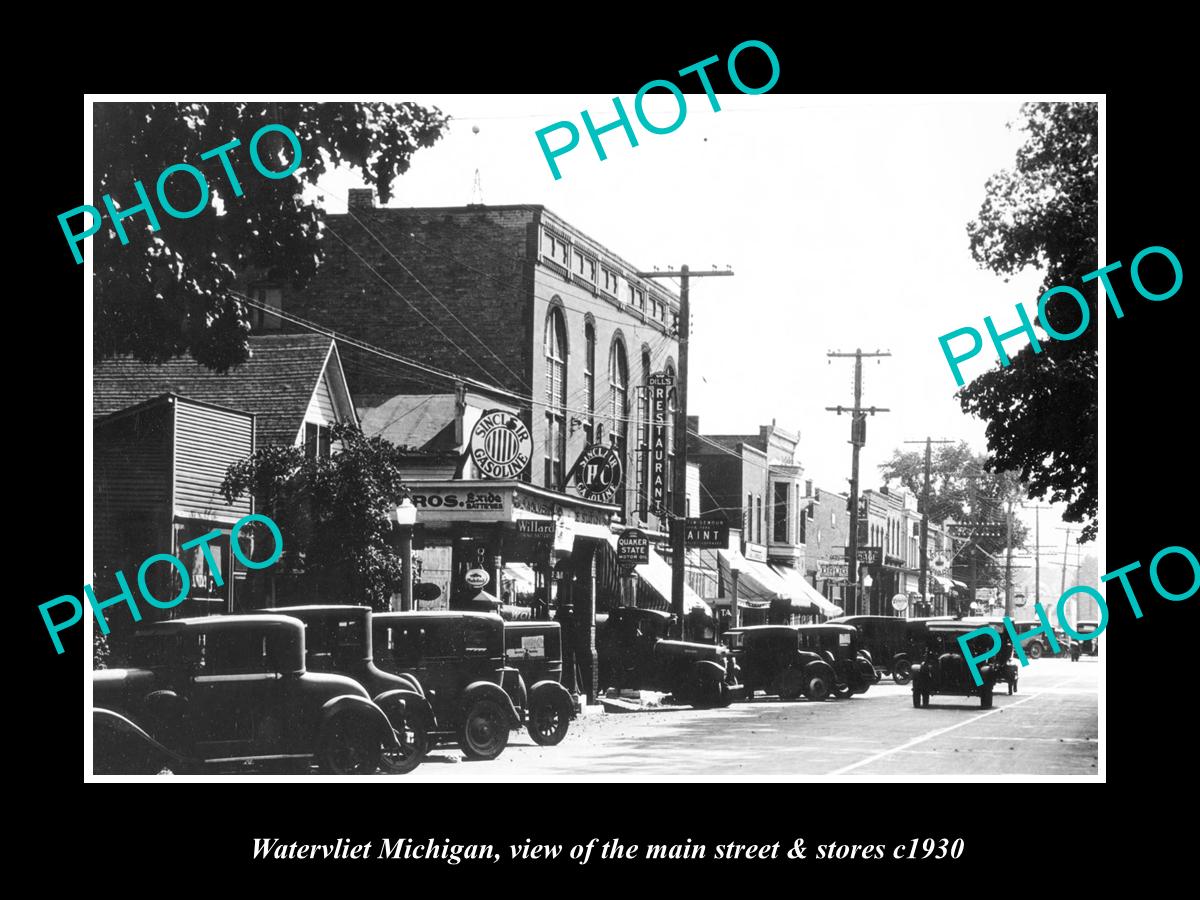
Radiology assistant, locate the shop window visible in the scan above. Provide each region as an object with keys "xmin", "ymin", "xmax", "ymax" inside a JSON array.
[{"xmin": 178, "ymin": 524, "xmax": 230, "ymax": 604}]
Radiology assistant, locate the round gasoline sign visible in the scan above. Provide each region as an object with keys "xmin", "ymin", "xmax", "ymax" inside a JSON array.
[
  {"xmin": 574, "ymin": 445, "xmax": 624, "ymax": 503},
  {"xmin": 471, "ymin": 411, "xmax": 532, "ymax": 480}
]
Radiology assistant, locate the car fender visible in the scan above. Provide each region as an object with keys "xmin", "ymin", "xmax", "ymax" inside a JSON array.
[
  {"xmin": 369, "ymin": 689, "xmax": 409, "ymax": 730},
  {"xmin": 803, "ymin": 659, "xmax": 835, "ymax": 682},
  {"xmin": 528, "ymin": 680, "xmax": 575, "ymax": 719},
  {"xmin": 93, "ymin": 707, "xmax": 189, "ymax": 774},
  {"xmin": 463, "ymin": 680, "xmax": 522, "ymax": 728},
  {"xmin": 375, "ymin": 688, "xmax": 434, "ymax": 731},
  {"xmin": 319, "ymin": 695, "xmax": 401, "ymax": 752},
  {"xmin": 393, "ymin": 672, "xmax": 425, "ymax": 698}
]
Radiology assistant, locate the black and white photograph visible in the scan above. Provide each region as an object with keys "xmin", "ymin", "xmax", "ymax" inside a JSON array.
[{"xmin": 72, "ymin": 89, "xmax": 1120, "ymax": 785}]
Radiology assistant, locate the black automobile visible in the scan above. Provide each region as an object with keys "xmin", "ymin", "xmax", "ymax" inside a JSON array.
[
  {"xmin": 372, "ymin": 611, "xmax": 525, "ymax": 760},
  {"xmin": 909, "ymin": 621, "xmax": 1014, "ymax": 709},
  {"xmin": 93, "ymin": 615, "xmax": 400, "ymax": 775},
  {"xmin": 504, "ymin": 621, "xmax": 577, "ymax": 746},
  {"xmin": 828, "ymin": 615, "xmax": 933, "ymax": 684},
  {"xmin": 241, "ymin": 605, "xmax": 427, "ymax": 773},
  {"xmin": 794, "ymin": 625, "xmax": 876, "ymax": 698},
  {"xmin": 649, "ymin": 639, "xmax": 741, "ymax": 707},
  {"xmin": 725, "ymin": 625, "xmax": 838, "ymax": 702},
  {"xmin": 1073, "ymin": 620, "xmax": 1100, "ymax": 659},
  {"xmin": 596, "ymin": 607, "xmax": 674, "ymax": 693}
]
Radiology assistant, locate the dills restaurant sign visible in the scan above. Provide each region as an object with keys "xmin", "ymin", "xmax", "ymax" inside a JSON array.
[{"xmin": 648, "ymin": 372, "xmax": 673, "ymax": 514}]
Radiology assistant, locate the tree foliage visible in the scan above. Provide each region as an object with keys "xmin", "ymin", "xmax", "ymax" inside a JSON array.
[
  {"xmin": 92, "ymin": 102, "xmax": 450, "ymax": 371},
  {"xmin": 222, "ymin": 424, "xmax": 412, "ymax": 610},
  {"xmin": 879, "ymin": 442, "xmax": 1029, "ymax": 587},
  {"xmin": 959, "ymin": 102, "xmax": 1098, "ymax": 542}
]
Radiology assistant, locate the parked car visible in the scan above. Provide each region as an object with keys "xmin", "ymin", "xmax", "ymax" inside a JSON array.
[
  {"xmin": 596, "ymin": 606, "xmax": 674, "ymax": 692},
  {"xmin": 909, "ymin": 621, "xmax": 1014, "ymax": 709},
  {"xmin": 372, "ymin": 611, "xmax": 525, "ymax": 760},
  {"xmin": 794, "ymin": 624, "xmax": 876, "ymax": 698},
  {"xmin": 93, "ymin": 615, "xmax": 401, "ymax": 775},
  {"xmin": 725, "ymin": 625, "xmax": 839, "ymax": 702},
  {"xmin": 649, "ymin": 639, "xmax": 742, "ymax": 707},
  {"xmin": 828, "ymin": 615, "xmax": 935, "ymax": 684},
  {"xmin": 503, "ymin": 620, "xmax": 577, "ymax": 746},
  {"xmin": 241, "ymin": 605, "xmax": 426, "ymax": 773}
]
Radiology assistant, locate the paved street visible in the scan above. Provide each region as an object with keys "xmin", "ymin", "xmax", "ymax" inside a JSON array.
[{"xmin": 400, "ymin": 658, "xmax": 1099, "ymax": 780}]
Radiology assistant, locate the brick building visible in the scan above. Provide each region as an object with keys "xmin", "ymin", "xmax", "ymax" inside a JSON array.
[{"xmin": 799, "ymin": 484, "xmax": 852, "ymax": 609}]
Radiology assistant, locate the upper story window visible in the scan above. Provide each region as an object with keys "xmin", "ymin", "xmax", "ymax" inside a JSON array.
[
  {"xmin": 628, "ymin": 285, "xmax": 645, "ymax": 313},
  {"xmin": 609, "ymin": 339, "xmax": 629, "ymax": 448},
  {"xmin": 773, "ymin": 482, "xmax": 789, "ymax": 543},
  {"xmin": 544, "ymin": 308, "xmax": 568, "ymax": 489},
  {"xmin": 601, "ymin": 267, "xmax": 621, "ymax": 297},
  {"xmin": 304, "ymin": 422, "xmax": 331, "ymax": 459},
  {"xmin": 573, "ymin": 248, "xmax": 597, "ymax": 286},
  {"xmin": 542, "ymin": 229, "xmax": 570, "ymax": 271},
  {"xmin": 584, "ymin": 322, "xmax": 596, "ymax": 444}
]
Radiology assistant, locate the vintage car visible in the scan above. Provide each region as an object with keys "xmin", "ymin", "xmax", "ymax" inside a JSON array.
[
  {"xmin": 1072, "ymin": 619, "xmax": 1101, "ymax": 659},
  {"xmin": 794, "ymin": 625, "xmax": 876, "ymax": 698},
  {"xmin": 725, "ymin": 625, "xmax": 840, "ymax": 702},
  {"xmin": 93, "ymin": 615, "xmax": 401, "ymax": 775},
  {"xmin": 649, "ymin": 639, "xmax": 741, "ymax": 707},
  {"xmin": 372, "ymin": 611, "xmax": 527, "ymax": 760},
  {"xmin": 241, "ymin": 605, "xmax": 427, "ymax": 773},
  {"xmin": 596, "ymin": 607, "xmax": 674, "ymax": 692},
  {"xmin": 909, "ymin": 620, "xmax": 1015, "ymax": 709},
  {"xmin": 504, "ymin": 621, "xmax": 577, "ymax": 746},
  {"xmin": 828, "ymin": 615, "xmax": 934, "ymax": 684}
]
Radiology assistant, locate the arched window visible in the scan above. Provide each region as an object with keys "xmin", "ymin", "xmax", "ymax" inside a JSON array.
[
  {"xmin": 544, "ymin": 308, "xmax": 567, "ymax": 489},
  {"xmin": 584, "ymin": 322, "xmax": 596, "ymax": 444},
  {"xmin": 609, "ymin": 339, "xmax": 629, "ymax": 510}
]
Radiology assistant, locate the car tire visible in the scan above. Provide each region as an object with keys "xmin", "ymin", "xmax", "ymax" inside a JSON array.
[
  {"xmin": 380, "ymin": 718, "xmax": 428, "ymax": 775},
  {"xmin": 912, "ymin": 688, "xmax": 922, "ymax": 708},
  {"xmin": 1027, "ymin": 641, "xmax": 1044, "ymax": 660},
  {"xmin": 527, "ymin": 694, "xmax": 571, "ymax": 746},
  {"xmin": 834, "ymin": 683, "xmax": 854, "ymax": 699},
  {"xmin": 804, "ymin": 673, "xmax": 830, "ymax": 702},
  {"xmin": 892, "ymin": 661, "xmax": 912, "ymax": 685},
  {"xmin": 1007, "ymin": 682, "xmax": 1015, "ymax": 695},
  {"xmin": 319, "ymin": 715, "xmax": 383, "ymax": 775},
  {"xmin": 980, "ymin": 690, "xmax": 993, "ymax": 709},
  {"xmin": 922, "ymin": 692, "xmax": 930, "ymax": 707},
  {"xmin": 458, "ymin": 699, "xmax": 510, "ymax": 760},
  {"xmin": 779, "ymin": 668, "xmax": 805, "ymax": 701}
]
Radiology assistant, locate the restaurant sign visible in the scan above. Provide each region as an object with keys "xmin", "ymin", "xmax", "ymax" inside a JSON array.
[{"xmin": 648, "ymin": 372, "xmax": 673, "ymax": 514}]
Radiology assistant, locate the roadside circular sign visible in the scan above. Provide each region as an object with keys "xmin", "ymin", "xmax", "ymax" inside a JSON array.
[
  {"xmin": 931, "ymin": 553, "xmax": 950, "ymax": 572},
  {"xmin": 1015, "ymin": 592, "xmax": 1028, "ymax": 607},
  {"xmin": 464, "ymin": 568, "xmax": 490, "ymax": 589},
  {"xmin": 891, "ymin": 592, "xmax": 909, "ymax": 611},
  {"xmin": 573, "ymin": 445, "xmax": 624, "ymax": 502}
]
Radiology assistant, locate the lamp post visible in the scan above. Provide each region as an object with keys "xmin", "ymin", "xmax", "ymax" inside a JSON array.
[
  {"xmin": 861, "ymin": 572, "xmax": 874, "ymax": 615},
  {"xmin": 394, "ymin": 498, "xmax": 417, "ymax": 611}
]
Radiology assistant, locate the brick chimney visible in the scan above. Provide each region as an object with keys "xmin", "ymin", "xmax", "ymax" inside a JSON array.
[{"xmin": 347, "ymin": 188, "xmax": 375, "ymax": 211}]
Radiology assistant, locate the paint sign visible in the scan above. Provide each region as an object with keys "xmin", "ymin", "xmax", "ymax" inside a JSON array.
[
  {"xmin": 470, "ymin": 411, "xmax": 533, "ymax": 479},
  {"xmin": 682, "ymin": 517, "xmax": 728, "ymax": 549},
  {"xmin": 648, "ymin": 372, "xmax": 673, "ymax": 514}
]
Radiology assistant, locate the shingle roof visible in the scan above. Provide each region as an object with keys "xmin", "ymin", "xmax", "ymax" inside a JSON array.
[{"xmin": 93, "ymin": 334, "xmax": 334, "ymax": 448}]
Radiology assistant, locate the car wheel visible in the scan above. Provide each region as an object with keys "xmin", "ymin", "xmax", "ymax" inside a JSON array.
[
  {"xmin": 319, "ymin": 715, "xmax": 382, "ymax": 775},
  {"xmin": 922, "ymin": 693, "xmax": 930, "ymax": 707},
  {"xmin": 380, "ymin": 718, "xmax": 428, "ymax": 775},
  {"xmin": 804, "ymin": 673, "xmax": 830, "ymax": 702},
  {"xmin": 779, "ymin": 667, "xmax": 805, "ymax": 701},
  {"xmin": 912, "ymin": 688, "xmax": 922, "ymax": 708},
  {"xmin": 1008, "ymin": 682, "xmax": 1015, "ymax": 695},
  {"xmin": 892, "ymin": 662, "xmax": 911, "ymax": 685},
  {"xmin": 1027, "ymin": 641, "xmax": 1044, "ymax": 660},
  {"xmin": 980, "ymin": 690, "xmax": 994, "ymax": 709},
  {"xmin": 527, "ymin": 695, "xmax": 571, "ymax": 747},
  {"xmin": 834, "ymin": 683, "xmax": 854, "ymax": 699},
  {"xmin": 458, "ymin": 699, "xmax": 510, "ymax": 760}
]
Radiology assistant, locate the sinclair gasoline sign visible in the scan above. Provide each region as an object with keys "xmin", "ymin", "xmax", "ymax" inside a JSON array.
[
  {"xmin": 570, "ymin": 444, "xmax": 624, "ymax": 503},
  {"xmin": 648, "ymin": 372, "xmax": 673, "ymax": 513},
  {"xmin": 470, "ymin": 411, "xmax": 533, "ymax": 479}
]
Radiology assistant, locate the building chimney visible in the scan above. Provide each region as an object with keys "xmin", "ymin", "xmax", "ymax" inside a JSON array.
[
  {"xmin": 347, "ymin": 189, "xmax": 375, "ymax": 211},
  {"xmin": 805, "ymin": 479, "xmax": 813, "ymax": 497}
]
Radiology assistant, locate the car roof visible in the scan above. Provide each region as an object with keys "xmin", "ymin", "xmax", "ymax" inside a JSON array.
[
  {"xmin": 925, "ymin": 621, "xmax": 1003, "ymax": 633},
  {"xmin": 373, "ymin": 610, "xmax": 504, "ymax": 624},
  {"xmin": 726, "ymin": 625, "xmax": 798, "ymax": 635},
  {"xmin": 250, "ymin": 605, "xmax": 371, "ymax": 616},
  {"xmin": 136, "ymin": 614, "xmax": 303, "ymax": 633},
  {"xmin": 828, "ymin": 615, "xmax": 902, "ymax": 624},
  {"xmin": 795, "ymin": 624, "xmax": 857, "ymax": 634}
]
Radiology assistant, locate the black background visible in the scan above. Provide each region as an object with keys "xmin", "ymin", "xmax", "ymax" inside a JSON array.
[{"xmin": 22, "ymin": 20, "xmax": 1191, "ymax": 886}]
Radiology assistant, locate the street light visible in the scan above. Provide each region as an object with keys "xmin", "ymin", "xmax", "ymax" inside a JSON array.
[{"xmin": 393, "ymin": 498, "xmax": 417, "ymax": 611}]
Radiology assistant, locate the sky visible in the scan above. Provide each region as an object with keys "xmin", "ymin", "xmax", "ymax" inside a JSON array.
[{"xmin": 309, "ymin": 93, "xmax": 1093, "ymax": 559}]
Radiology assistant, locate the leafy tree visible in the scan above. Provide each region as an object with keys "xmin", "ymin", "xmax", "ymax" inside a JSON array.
[
  {"xmin": 879, "ymin": 442, "xmax": 1028, "ymax": 588},
  {"xmin": 959, "ymin": 102, "xmax": 1098, "ymax": 542},
  {"xmin": 221, "ymin": 424, "xmax": 412, "ymax": 610},
  {"xmin": 90, "ymin": 102, "xmax": 450, "ymax": 372}
]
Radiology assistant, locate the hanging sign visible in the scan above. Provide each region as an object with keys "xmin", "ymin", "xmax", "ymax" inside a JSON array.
[
  {"xmin": 817, "ymin": 560, "xmax": 849, "ymax": 581},
  {"xmin": 931, "ymin": 552, "xmax": 950, "ymax": 573},
  {"xmin": 569, "ymin": 444, "xmax": 624, "ymax": 503},
  {"xmin": 678, "ymin": 517, "xmax": 729, "ymax": 549},
  {"xmin": 616, "ymin": 529, "xmax": 650, "ymax": 566},
  {"xmin": 470, "ymin": 411, "xmax": 532, "ymax": 479},
  {"xmin": 648, "ymin": 372, "xmax": 673, "ymax": 514},
  {"xmin": 464, "ymin": 568, "xmax": 491, "ymax": 589}
]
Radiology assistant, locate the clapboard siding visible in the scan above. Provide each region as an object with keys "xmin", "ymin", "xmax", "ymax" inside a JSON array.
[
  {"xmin": 173, "ymin": 400, "xmax": 254, "ymax": 521},
  {"xmin": 304, "ymin": 372, "xmax": 337, "ymax": 425}
]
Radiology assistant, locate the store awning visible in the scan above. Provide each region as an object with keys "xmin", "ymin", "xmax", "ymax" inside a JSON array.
[
  {"xmin": 932, "ymin": 576, "xmax": 968, "ymax": 594},
  {"xmin": 571, "ymin": 521, "xmax": 615, "ymax": 541},
  {"xmin": 502, "ymin": 564, "xmax": 537, "ymax": 594},
  {"xmin": 605, "ymin": 536, "xmax": 711, "ymax": 619},
  {"xmin": 770, "ymin": 565, "xmax": 844, "ymax": 617},
  {"xmin": 716, "ymin": 549, "xmax": 808, "ymax": 611}
]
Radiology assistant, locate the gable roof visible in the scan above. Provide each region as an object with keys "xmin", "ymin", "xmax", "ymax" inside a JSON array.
[{"xmin": 93, "ymin": 334, "xmax": 355, "ymax": 448}]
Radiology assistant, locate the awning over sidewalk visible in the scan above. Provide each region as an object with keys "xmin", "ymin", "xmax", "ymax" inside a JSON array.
[
  {"xmin": 716, "ymin": 549, "xmax": 811, "ymax": 612},
  {"xmin": 770, "ymin": 565, "xmax": 844, "ymax": 618},
  {"xmin": 605, "ymin": 536, "xmax": 711, "ymax": 618},
  {"xmin": 932, "ymin": 575, "xmax": 969, "ymax": 594}
]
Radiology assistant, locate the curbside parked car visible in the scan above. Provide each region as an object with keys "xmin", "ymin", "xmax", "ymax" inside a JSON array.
[
  {"xmin": 503, "ymin": 621, "xmax": 576, "ymax": 746},
  {"xmin": 93, "ymin": 615, "xmax": 400, "ymax": 775},
  {"xmin": 794, "ymin": 624, "xmax": 876, "ymax": 698},
  {"xmin": 241, "ymin": 605, "xmax": 427, "ymax": 773},
  {"xmin": 726, "ymin": 625, "xmax": 839, "ymax": 702},
  {"xmin": 372, "ymin": 611, "xmax": 525, "ymax": 761}
]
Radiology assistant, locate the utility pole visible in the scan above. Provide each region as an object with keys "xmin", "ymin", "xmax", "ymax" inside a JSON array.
[
  {"xmin": 1021, "ymin": 504, "xmax": 1052, "ymax": 611},
  {"xmin": 1056, "ymin": 525, "xmax": 1076, "ymax": 629},
  {"xmin": 637, "ymin": 264, "xmax": 733, "ymax": 639},
  {"xmin": 826, "ymin": 349, "xmax": 891, "ymax": 616},
  {"xmin": 903, "ymin": 437, "xmax": 953, "ymax": 615}
]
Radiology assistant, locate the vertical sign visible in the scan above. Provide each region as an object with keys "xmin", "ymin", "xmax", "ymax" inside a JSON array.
[{"xmin": 648, "ymin": 372, "xmax": 673, "ymax": 516}]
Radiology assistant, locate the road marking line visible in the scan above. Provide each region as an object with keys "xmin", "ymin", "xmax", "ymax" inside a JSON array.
[{"xmin": 826, "ymin": 674, "xmax": 1089, "ymax": 776}]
